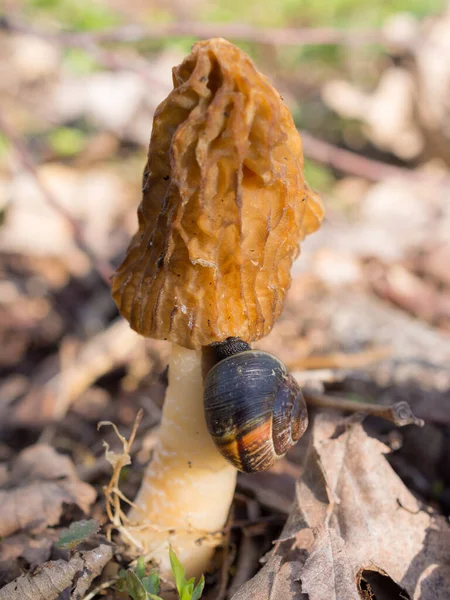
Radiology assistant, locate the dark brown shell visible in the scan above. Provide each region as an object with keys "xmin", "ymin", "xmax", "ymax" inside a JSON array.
[
  {"xmin": 112, "ymin": 38, "xmax": 324, "ymax": 349},
  {"xmin": 203, "ymin": 350, "xmax": 308, "ymax": 472}
]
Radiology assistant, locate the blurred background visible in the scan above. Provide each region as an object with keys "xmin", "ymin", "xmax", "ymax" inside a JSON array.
[{"xmin": 1, "ymin": 0, "xmax": 450, "ymax": 595}]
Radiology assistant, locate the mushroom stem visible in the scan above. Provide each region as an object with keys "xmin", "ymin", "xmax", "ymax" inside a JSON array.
[{"xmin": 128, "ymin": 345, "xmax": 237, "ymax": 578}]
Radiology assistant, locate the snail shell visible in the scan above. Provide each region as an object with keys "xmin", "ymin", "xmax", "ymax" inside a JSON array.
[{"xmin": 204, "ymin": 349, "xmax": 308, "ymax": 473}]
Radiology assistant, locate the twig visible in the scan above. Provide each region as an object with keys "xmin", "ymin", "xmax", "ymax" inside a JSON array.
[
  {"xmin": 301, "ymin": 131, "xmax": 450, "ymax": 186},
  {"xmin": 215, "ymin": 511, "xmax": 234, "ymax": 600},
  {"xmin": 0, "ymin": 16, "xmax": 385, "ymax": 48},
  {"xmin": 12, "ymin": 319, "xmax": 142, "ymax": 425},
  {"xmin": 4, "ymin": 15, "xmax": 439, "ymax": 190},
  {"xmin": 300, "ymin": 130, "xmax": 420, "ymax": 182},
  {"xmin": 231, "ymin": 515, "xmax": 285, "ymax": 530},
  {"xmin": 80, "ymin": 578, "xmax": 118, "ymax": 600},
  {"xmin": 292, "ymin": 368, "xmax": 350, "ymax": 386},
  {"xmin": 0, "ymin": 16, "xmax": 172, "ymax": 90},
  {"xmin": 227, "ymin": 499, "xmax": 261, "ymax": 597},
  {"xmin": 304, "ymin": 392, "xmax": 424, "ymax": 427},
  {"xmin": 5, "ymin": 15, "xmax": 443, "ymax": 190},
  {"xmin": 290, "ymin": 346, "xmax": 392, "ymax": 389},
  {"xmin": 0, "ymin": 110, "xmax": 113, "ymax": 284},
  {"xmin": 288, "ymin": 345, "xmax": 391, "ymax": 371}
]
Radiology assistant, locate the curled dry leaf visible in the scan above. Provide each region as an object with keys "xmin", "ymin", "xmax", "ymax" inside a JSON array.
[
  {"xmin": 112, "ymin": 38, "xmax": 323, "ymax": 349},
  {"xmin": 295, "ymin": 415, "xmax": 450, "ymax": 599},
  {"xmin": 0, "ymin": 445, "xmax": 96, "ymax": 537},
  {"xmin": 0, "ymin": 544, "xmax": 113, "ymax": 600},
  {"xmin": 232, "ymin": 414, "xmax": 450, "ymax": 600}
]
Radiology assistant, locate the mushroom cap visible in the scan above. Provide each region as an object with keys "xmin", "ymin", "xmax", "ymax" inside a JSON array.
[{"xmin": 112, "ymin": 38, "xmax": 324, "ymax": 349}]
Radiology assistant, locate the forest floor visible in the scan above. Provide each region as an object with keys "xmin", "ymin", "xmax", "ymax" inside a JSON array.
[{"xmin": 1, "ymin": 2, "xmax": 450, "ymax": 599}]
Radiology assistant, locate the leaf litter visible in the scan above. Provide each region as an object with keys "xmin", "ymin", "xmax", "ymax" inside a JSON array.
[
  {"xmin": 0, "ymin": 445, "xmax": 96, "ymax": 538},
  {"xmin": 0, "ymin": 448, "xmax": 112, "ymax": 600},
  {"xmin": 232, "ymin": 414, "xmax": 450, "ymax": 599},
  {"xmin": 0, "ymin": 544, "xmax": 113, "ymax": 600},
  {"xmin": 1, "ymin": 4, "xmax": 450, "ymax": 599}
]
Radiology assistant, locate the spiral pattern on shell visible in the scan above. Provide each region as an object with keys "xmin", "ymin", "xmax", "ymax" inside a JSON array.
[{"xmin": 203, "ymin": 350, "xmax": 308, "ymax": 472}]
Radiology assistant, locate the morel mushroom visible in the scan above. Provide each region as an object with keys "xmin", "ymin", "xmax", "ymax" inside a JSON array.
[{"xmin": 112, "ymin": 38, "xmax": 323, "ymax": 578}]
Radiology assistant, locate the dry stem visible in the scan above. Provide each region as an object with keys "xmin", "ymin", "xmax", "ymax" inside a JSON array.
[{"xmin": 304, "ymin": 392, "xmax": 424, "ymax": 427}]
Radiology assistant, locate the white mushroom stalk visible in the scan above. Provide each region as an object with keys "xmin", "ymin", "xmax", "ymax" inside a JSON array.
[{"xmin": 128, "ymin": 346, "xmax": 236, "ymax": 577}]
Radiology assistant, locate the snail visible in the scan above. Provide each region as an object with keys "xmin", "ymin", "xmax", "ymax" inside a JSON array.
[{"xmin": 203, "ymin": 337, "xmax": 308, "ymax": 473}]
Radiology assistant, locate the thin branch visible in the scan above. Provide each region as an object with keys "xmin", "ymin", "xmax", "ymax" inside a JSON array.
[
  {"xmin": 301, "ymin": 130, "xmax": 450, "ymax": 185},
  {"xmin": 292, "ymin": 368, "xmax": 351, "ymax": 386},
  {"xmin": 300, "ymin": 131, "xmax": 418, "ymax": 182},
  {"xmin": 0, "ymin": 16, "xmax": 385, "ymax": 48},
  {"xmin": 288, "ymin": 345, "xmax": 391, "ymax": 371},
  {"xmin": 304, "ymin": 392, "xmax": 424, "ymax": 427},
  {"xmin": 0, "ymin": 110, "xmax": 113, "ymax": 284},
  {"xmin": 80, "ymin": 578, "xmax": 118, "ymax": 600},
  {"xmin": 0, "ymin": 16, "xmax": 172, "ymax": 90}
]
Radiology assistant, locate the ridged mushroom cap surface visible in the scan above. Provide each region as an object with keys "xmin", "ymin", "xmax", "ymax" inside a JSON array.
[{"xmin": 112, "ymin": 38, "xmax": 324, "ymax": 349}]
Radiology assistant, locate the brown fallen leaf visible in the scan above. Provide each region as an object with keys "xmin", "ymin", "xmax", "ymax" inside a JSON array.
[
  {"xmin": 232, "ymin": 414, "xmax": 450, "ymax": 599},
  {"xmin": 0, "ymin": 544, "xmax": 113, "ymax": 600},
  {"xmin": 231, "ymin": 555, "xmax": 305, "ymax": 600},
  {"xmin": 0, "ymin": 531, "xmax": 58, "ymax": 587},
  {"xmin": 0, "ymin": 444, "xmax": 96, "ymax": 537},
  {"xmin": 304, "ymin": 527, "xmax": 360, "ymax": 599},
  {"xmin": 300, "ymin": 415, "xmax": 450, "ymax": 599}
]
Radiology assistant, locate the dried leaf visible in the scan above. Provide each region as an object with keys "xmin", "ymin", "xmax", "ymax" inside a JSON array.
[
  {"xmin": 112, "ymin": 38, "xmax": 323, "ymax": 349},
  {"xmin": 0, "ymin": 544, "xmax": 113, "ymax": 600},
  {"xmin": 231, "ymin": 555, "xmax": 305, "ymax": 600},
  {"xmin": 299, "ymin": 415, "xmax": 450, "ymax": 599},
  {"xmin": 232, "ymin": 415, "xmax": 450, "ymax": 600},
  {"xmin": 0, "ymin": 445, "xmax": 96, "ymax": 537},
  {"xmin": 300, "ymin": 527, "xmax": 359, "ymax": 600}
]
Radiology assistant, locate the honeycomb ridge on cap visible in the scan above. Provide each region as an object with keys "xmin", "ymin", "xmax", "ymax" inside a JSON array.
[{"xmin": 112, "ymin": 38, "xmax": 324, "ymax": 349}]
